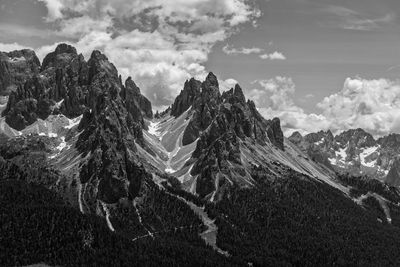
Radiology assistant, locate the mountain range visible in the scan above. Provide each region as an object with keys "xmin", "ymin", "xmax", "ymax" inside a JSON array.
[
  {"xmin": 2, "ymin": 44, "xmax": 400, "ymax": 266},
  {"xmin": 289, "ymin": 129, "xmax": 400, "ymax": 186}
]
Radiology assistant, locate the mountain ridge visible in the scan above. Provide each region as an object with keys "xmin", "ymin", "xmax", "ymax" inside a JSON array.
[{"xmin": 289, "ymin": 128, "xmax": 400, "ymax": 186}]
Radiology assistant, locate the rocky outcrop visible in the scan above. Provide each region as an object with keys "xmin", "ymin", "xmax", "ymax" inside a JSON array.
[
  {"xmin": 266, "ymin": 117, "xmax": 284, "ymax": 150},
  {"xmin": 2, "ymin": 43, "xmax": 89, "ymax": 130},
  {"xmin": 289, "ymin": 128, "xmax": 400, "ymax": 183},
  {"xmin": 3, "ymin": 43, "xmax": 152, "ymax": 132},
  {"xmin": 170, "ymin": 78, "xmax": 201, "ymax": 117},
  {"xmin": 121, "ymin": 77, "xmax": 153, "ymax": 125},
  {"xmin": 182, "ymin": 72, "xmax": 222, "ymax": 145},
  {"xmin": 385, "ymin": 158, "xmax": 400, "ymax": 187},
  {"xmin": 0, "ymin": 49, "xmax": 40, "ymax": 96},
  {"xmin": 288, "ymin": 131, "xmax": 303, "ymax": 145},
  {"xmin": 335, "ymin": 128, "xmax": 376, "ymax": 148},
  {"xmin": 76, "ymin": 50, "xmax": 148, "ymax": 209},
  {"xmin": 178, "ymin": 73, "xmax": 285, "ymax": 199}
]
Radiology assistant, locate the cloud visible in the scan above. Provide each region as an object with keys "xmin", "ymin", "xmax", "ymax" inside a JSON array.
[
  {"xmin": 322, "ymin": 5, "xmax": 395, "ymax": 31},
  {"xmin": 35, "ymin": 0, "xmax": 261, "ymax": 109},
  {"xmin": 317, "ymin": 77, "xmax": 400, "ymax": 136},
  {"xmin": 259, "ymin": 51, "xmax": 286, "ymax": 60},
  {"xmin": 222, "ymin": 44, "xmax": 286, "ymax": 61},
  {"xmin": 0, "ymin": 42, "xmax": 33, "ymax": 52},
  {"xmin": 247, "ymin": 76, "xmax": 400, "ymax": 137},
  {"xmin": 247, "ymin": 77, "xmax": 328, "ymax": 136},
  {"xmin": 37, "ymin": 0, "xmax": 64, "ymax": 21},
  {"xmin": 222, "ymin": 44, "xmax": 263, "ymax": 55},
  {"xmin": 220, "ymin": 78, "xmax": 239, "ymax": 92}
]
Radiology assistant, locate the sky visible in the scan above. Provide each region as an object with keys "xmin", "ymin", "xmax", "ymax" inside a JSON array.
[{"xmin": 1, "ymin": 0, "xmax": 400, "ymax": 137}]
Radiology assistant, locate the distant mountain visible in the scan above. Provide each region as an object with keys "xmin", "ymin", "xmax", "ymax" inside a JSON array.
[
  {"xmin": 0, "ymin": 49, "xmax": 40, "ymax": 96},
  {"xmin": 289, "ymin": 129, "xmax": 400, "ymax": 186},
  {"xmin": 3, "ymin": 44, "xmax": 400, "ymax": 266}
]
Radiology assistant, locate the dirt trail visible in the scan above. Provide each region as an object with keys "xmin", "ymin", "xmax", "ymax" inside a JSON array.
[{"xmin": 163, "ymin": 189, "xmax": 229, "ymax": 256}]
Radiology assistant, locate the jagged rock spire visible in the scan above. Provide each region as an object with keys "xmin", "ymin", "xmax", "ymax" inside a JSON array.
[
  {"xmin": 204, "ymin": 72, "xmax": 219, "ymax": 88},
  {"xmin": 171, "ymin": 78, "xmax": 201, "ymax": 117},
  {"xmin": 233, "ymin": 84, "xmax": 246, "ymax": 103}
]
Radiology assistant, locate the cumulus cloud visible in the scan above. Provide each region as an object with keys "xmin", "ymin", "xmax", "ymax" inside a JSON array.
[
  {"xmin": 35, "ymin": 0, "xmax": 261, "ymax": 109},
  {"xmin": 259, "ymin": 51, "xmax": 286, "ymax": 60},
  {"xmin": 317, "ymin": 77, "xmax": 400, "ymax": 136},
  {"xmin": 220, "ymin": 78, "xmax": 239, "ymax": 92},
  {"xmin": 247, "ymin": 76, "xmax": 400, "ymax": 137},
  {"xmin": 248, "ymin": 77, "xmax": 329, "ymax": 136}
]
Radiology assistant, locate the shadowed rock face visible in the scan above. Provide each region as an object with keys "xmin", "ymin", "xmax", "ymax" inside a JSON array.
[
  {"xmin": 182, "ymin": 75, "xmax": 221, "ymax": 145},
  {"xmin": 0, "ymin": 49, "xmax": 40, "ymax": 96},
  {"xmin": 167, "ymin": 72, "xmax": 284, "ymax": 199},
  {"xmin": 170, "ymin": 78, "xmax": 201, "ymax": 117},
  {"xmin": 1, "ymin": 45, "xmax": 153, "ymax": 208},
  {"xmin": 121, "ymin": 77, "xmax": 153, "ymax": 125},
  {"xmin": 386, "ymin": 158, "xmax": 400, "ymax": 187},
  {"xmin": 2, "ymin": 44, "xmax": 89, "ymax": 130},
  {"xmin": 2, "ymin": 43, "xmax": 152, "ymax": 131},
  {"xmin": 76, "ymin": 50, "xmax": 148, "ymax": 208}
]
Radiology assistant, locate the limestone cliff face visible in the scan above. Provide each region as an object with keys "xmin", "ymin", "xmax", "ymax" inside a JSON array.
[
  {"xmin": 0, "ymin": 49, "xmax": 40, "ymax": 96},
  {"xmin": 76, "ymin": 50, "xmax": 148, "ymax": 208},
  {"xmin": 167, "ymin": 72, "xmax": 285, "ymax": 199},
  {"xmin": 2, "ymin": 43, "xmax": 152, "ymax": 131}
]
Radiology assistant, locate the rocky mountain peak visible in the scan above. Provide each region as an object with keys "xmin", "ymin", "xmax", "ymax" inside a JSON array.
[
  {"xmin": 122, "ymin": 76, "xmax": 153, "ymax": 121},
  {"xmin": 233, "ymin": 84, "xmax": 246, "ymax": 103},
  {"xmin": 41, "ymin": 43, "xmax": 79, "ymax": 71},
  {"xmin": 304, "ymin": 130, "xmax": 333, "ymax": 144},
  {"xmin": 0, "ymin": 49, "xmax": 41, "ymax": 96},
  {"xmin": 6, "ymin": 49, "xmax": 41, "ymax": 67},
  {"xmin": 288, "ymin": 131, "xmax": 303, "ymax": 145},
  {"xmin": 88, "ymin": 50, "xmax": 119, "ymax": 82},
  {"xmin": 170, "ymin": 77, "xmax": 201, "ymax": 117},
  {"xmin": 268, "ymin": 118, "xmax": 284, "ymax": 150},
  {"xmin": 326, "ymin": 129, "xmax": 334, "ymax": 142},
  {"xmin": 335, "ymin": 128, "xmax": 376, "ymax": 147},
  {"xmin": 378, "ymin": 133, "xmax": 400, "ymax": 150},
  {"xmin": 55, "ymin": 43, "xmax": 77, "ymax": 55},
  {"xmin": 222, "ymin": 83, "xmax": 247, "ymax": 105},
  {"xmin": 204, "ymin": 71, "xmax": 219, "ymax": 88},
  {"xmin": 198, "ymin": 72, "xmax": 221, "ymax": 103},
  {"xmin": 124, "ymin": 77, "xmax": 140, "ymax": 95}
]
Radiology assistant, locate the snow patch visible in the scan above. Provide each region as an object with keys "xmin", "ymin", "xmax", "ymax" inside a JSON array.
[
  {"xmin": 329, "ymin": 144, "xmax": 348, "ymax": 166},
  {"xmin": 8, "ymin": 56, "xmax": 25, "ymax": 63},
  {"xmin": 360, "ymin": 146, "xmax": 379, "ymax": 167},
  {"xmin": 148, "ymin": 121, "xmax": 161, "ymax": 138},
  {"xmin": 65, "ymin": 115, "xmax": 82, "ymax": 129},
  {"xmin": 315, "ymin": 138, "xmax": 324, "ymax": 145},
  {"xmin": 336, "ymin": 145, "xmax": 348, "ymax": 163},
  {"xmin": 56, "ymin": 137, "xmax": 67, "ymax": 151},
  {"xmin": 55, "ymin": 99, "xmax": 64, "ymax": 109},
  {"xmin": 100, "ymin": 201, "xmax": 115, "ymax": 232},
  {"xmin": 77, "ymin": 182, "xmax": 84, "ymax": 214}
]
